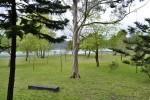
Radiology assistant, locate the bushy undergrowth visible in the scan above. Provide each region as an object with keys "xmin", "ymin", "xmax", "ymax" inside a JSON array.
[{"xmin": 108, "ymin": 61, "xmax": 119, "ymax": 72}]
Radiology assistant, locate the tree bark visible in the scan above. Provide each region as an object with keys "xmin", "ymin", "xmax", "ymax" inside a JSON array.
[
  {"xmin": 36, "ymin": 52, "xmax": 39, "ymax": 57},
  {"xmin": 70, "ymin": 43, "xmax": 80, "ymax": 78},
  {"xmin": 40, "ymin": 50, "xmax": 42, "ymax": 58},
  {"xmin": 7, "ymin": 0, "xmax": 17, "ymax": 100},
  {"xmin": 120, "ymin": 54, "xmax": 122, "ymax": 61},
  {"xmin": 41, "ymin": 50, "xmax": 45, "ymax": 58},
  {"xmin": 136, "ymin": 66, "xmax": 138, "ymax": 73},
  {"xmin": 70, "ymin": 0, "xmax": 80, "ymax": 78},
  {"xmin": 87, "ymin": 50, "xmax": 91, "ymax": 58},
  {"xmin": 25, "ymin": 50, "xmax": 29, "ymax": 61},
  {"xmin": 95, "ymin": 48, "xmax": 99, "ymax": 67},
  {"xmin": 84, "ymin": 50, "xmax": 86, "ymax": 56},
  {"xmin": 64, "ymin": 51, "xmax": 67, "ymax": 61}
]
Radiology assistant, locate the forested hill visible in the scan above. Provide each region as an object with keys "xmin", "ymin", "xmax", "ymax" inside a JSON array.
[{"xmin": 52, "ymin": 40, "xmax": 68, "ymax": 49}]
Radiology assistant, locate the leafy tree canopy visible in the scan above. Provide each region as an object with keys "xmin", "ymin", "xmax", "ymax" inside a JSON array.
[{"xmin": 0, "ymin": 0, "xmax": 70, "ymax": 43}]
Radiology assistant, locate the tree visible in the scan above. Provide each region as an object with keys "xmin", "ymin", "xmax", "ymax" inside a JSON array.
[
  {"xmin": 80, "ymin": 32, "xmax": 105, "ymax": 67},
  {"xmin": 80, "ymin": 25, "xmax": 107, "ymax": 67},
  {"xmin": 38, "ymin": 23, "xmax": 54, "ymax": 58},
  {"xmin": 109, "ymin": 29, "xmax": 128, "ymax": 60},
  {"xmin": 0, "ymin": 35, "xmax": 11, "ymax": 53},
  {"xmin": 0, "ymin": 0, "xmax": 70, "ymax": 100},
  {"xmin": 123, "ymin": 19, "xmax": 150, "ymax": 77},
  {"xmin": 18, "ymin": 34, "xmax": 38, "ymax": 61},
  {"xmin": 62, "ymin": 0, "xmax": 146, "ymax": 78},
  {"xmin": 79, "ymin": 33, "xmax": 91, "ymax": 57},
  {"xmin": 0, "ymin": 35, "xmax": 12, "ymax": 66},
  {"xmin": 18, "ymin": 21, "xmax": 55, "ymax": 61},
  {"xmin": 0, "ymin": 30, "xmax": 10, "ymax": 53},
  {"xmin": 66, "ymin": 40, "xmax": 73, "ymax": 54}
]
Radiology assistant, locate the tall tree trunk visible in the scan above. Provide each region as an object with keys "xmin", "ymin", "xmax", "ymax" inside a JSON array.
[
  {"xmin": 42, "ymin": 50, "xmax": 45, "ymax": 58},
  {"xmin": 40, "ymin": 49, "xmax": 42, "ymax": 58},
  {"xmin": 120, "ymin": 54, "xmax": 122, "ymax": 61},
  {"xmin": 71, "ymin": 50, "xmax": 73, "ymax": 55},
  {"xmin": 87, "ymin": 50, "xmax": 91, "ymax": 58},
  {"xmin": 7, "ymin": 0, "xmax": 17, "ymax": 100},
  {"xmin": 41, "ymin": 50, "xmax": 45, "ymax": 58},
  {"xmin": 71, "ymin": 43, "xmax": 80, "ymax": 78},
  {"xmin": 136, "ymin": 66, "xmax": 138, "ymax": 73},
  {"xmin": 60, "ymin": 51, "xmax": 63, "ymax": 72},
  {"xmin": 84, "ymin": 50, "xmax": 86, "ymax": 56},
  {"xmin": 36, "ymin": 52, "xmax": 39, "ymax": 57},
  {"xmin": 64, "ymin": 51, "xmax": 67, "ymax": 61},
  {"xmin": 25, "ymin": 50, "xmax": 29, "ymax": 61},
  {"xmin": 95, "ymin": 49, "xmax": 99, "ymax": 67},
  {"xmin": 70, "ymin": 0, "xmax": 80, "ymax": 78}
]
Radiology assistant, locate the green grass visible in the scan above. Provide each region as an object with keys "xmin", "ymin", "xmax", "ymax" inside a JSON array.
[{"xmin": 0, "ymin": 53, "xmax": 150, "ymax": 100}]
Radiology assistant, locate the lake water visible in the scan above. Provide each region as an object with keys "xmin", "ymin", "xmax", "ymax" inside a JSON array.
[
  {"xmin": 0, "ymin": 49, "xmax": 112, "ymax": 57},
  {"xmin": 0, "ymin": 50, "xmax": 83, "ymax": 57}
]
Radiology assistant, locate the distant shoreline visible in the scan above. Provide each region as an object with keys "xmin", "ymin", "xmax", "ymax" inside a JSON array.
[{"xmin": 0, "ymin": 49, "xmax": 112, "ymax": 57}]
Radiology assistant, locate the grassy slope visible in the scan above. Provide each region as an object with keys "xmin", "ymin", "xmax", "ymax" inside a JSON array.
[{"xmin": 0, "ymin": 53, "xmax": 150, "ymax": 100}]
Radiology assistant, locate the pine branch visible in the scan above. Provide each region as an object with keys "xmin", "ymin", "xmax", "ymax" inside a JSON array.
[
  {"xmin": 109, "ymin": 48, "xmax": 130, "ymax": 56},
  {"xmin": 39, "ymin": 34, "xmax": 66, "ymax": 43},
  {"xmin": 0, "ymin": 45, "xmax": 11, "ymax": 53}
]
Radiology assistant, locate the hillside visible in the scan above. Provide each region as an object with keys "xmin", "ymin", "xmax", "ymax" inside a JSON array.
[{"xmin": 52, "ymin": 40, "xmax": 68, "ymax": 49}]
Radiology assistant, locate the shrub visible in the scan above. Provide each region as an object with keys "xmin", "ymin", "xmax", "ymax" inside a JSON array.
[{"xmin": 109, "ymin": 61, "xmax": 119, "ymax": 72}]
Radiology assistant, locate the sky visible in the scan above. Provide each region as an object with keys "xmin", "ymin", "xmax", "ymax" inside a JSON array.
[
  {"xmin": 119, "ymin": 0, "xmax": 150, "ymax": 29},
  {"xmin": 55, "ymin": 0, "xmax": 150, "ymax": 38},
  {"xmin": 0, "ymin": 0, "xmax": 150, "ymax": 38}
]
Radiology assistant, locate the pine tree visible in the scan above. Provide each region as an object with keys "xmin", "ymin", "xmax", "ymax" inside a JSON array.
[
  {"xmin": 0, "ymin": 0, "xmax": 70, "ymax": 100},
  {"xmin": 113, "ymin": 19, "xmax": 150, "ymax": 78},
  {"xmin": 109, "ymin": 29, "xmax": 130, "ymax": 61},
  {"xmin": 125, "ymin": 19, "xmax": 150, "ymax": 77}
]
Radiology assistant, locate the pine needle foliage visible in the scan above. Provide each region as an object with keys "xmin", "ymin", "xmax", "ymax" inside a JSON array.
[
  {"xmin": 0, "ymin": 0, "xmax": 70, "ymax": 42},
  {"xmin": 113, "ymin": 18, "xmax": 150, "ymax": 78},
  {"xmin": 0, "ymin": 0, "xmax": 70, "ymax": 99}
]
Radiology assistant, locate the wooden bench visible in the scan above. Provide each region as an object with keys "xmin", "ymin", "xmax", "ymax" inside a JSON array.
[{"xmin": 28, "ymin": 84, "xmax": 59, "ymax": 92}]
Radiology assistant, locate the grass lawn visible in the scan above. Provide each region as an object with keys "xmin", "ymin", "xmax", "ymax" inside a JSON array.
[{"xmin": 0, "ymin": 52, "xmax": 150, "ymax": 100}]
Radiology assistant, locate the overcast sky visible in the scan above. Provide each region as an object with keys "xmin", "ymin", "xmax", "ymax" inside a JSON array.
[
  {"xmin": 0, "ymin": 0, "xmax": 150, "ymax": 37},
  {"xmin": 120, "ymin": 0, "xmax": 150, "ymax": 29},
  {"xmin": 55, "ymin": 0, "xmax": 150, "ymax": 37}
]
